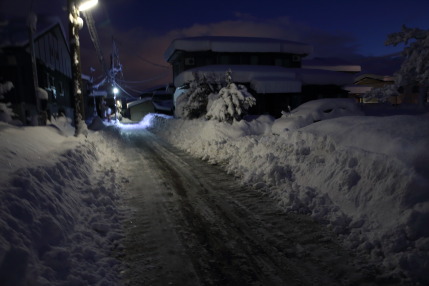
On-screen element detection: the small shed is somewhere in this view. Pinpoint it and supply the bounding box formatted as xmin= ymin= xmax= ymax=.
xmin=127 ymin=97 xmax=154 ymax=122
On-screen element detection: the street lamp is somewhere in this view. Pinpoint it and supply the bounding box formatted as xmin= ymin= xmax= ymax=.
xmin=113 ymin=86 xmax=119 ymax=122
xmin=78 ymin=0 xmax=98 ymax=11
xmin=68 ymin=0 xmax=98 ymax=136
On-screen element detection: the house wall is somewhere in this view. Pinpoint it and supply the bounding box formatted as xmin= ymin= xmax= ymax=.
xmin=129 ymin=101 xmax=154 ymax=122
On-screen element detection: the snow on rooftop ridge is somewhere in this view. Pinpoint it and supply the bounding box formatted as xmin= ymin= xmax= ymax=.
xmin=344 ymin=85 xmax=373 ymax=94
xmin=354 ymin=73 xmax=395 ymax=83
xmin=164 ymin=36 xmax=313 ymax=61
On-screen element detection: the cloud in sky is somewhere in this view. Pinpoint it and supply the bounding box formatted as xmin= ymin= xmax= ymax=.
xmin=82 ymin=14 xmax=363 ymax=93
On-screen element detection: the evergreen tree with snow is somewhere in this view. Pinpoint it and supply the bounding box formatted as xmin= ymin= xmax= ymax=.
xmin=206 ymin=70 xmax=256 ymax=124
xmin=364 ymin=26 xmax=429 ymax=105
xmin=182 ymin=72 xmax=211 ymax=119
xmin=175 ymin=72 xmax=222 ymax=119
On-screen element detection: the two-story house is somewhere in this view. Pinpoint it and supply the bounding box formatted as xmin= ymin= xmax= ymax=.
xmin=164 ymin=36 xmax=357 ymax=117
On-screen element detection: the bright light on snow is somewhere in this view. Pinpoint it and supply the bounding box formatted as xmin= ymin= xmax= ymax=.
xmin=116 ymin=113 xmax=172 ymax=130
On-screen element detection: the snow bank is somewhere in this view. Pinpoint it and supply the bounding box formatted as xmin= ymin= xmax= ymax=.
xmin=148 ymin=107 xmax=429 ymax=284
xmin=0 ymin=117 xmax=125 ymax=285
xmin=272 ymin=98 xmax=364 ymax=132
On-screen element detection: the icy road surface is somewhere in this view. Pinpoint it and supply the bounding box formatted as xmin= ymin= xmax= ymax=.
xmin=115 ymin=128 xmax=379 ymax=286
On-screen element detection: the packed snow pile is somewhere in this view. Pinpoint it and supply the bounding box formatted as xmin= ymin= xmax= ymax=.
xmin=0 ymin=117 xmax=125 ymax=285
xmin=148 ymin=100 xmax=429 ymax=284
xmin=272 ymin=98 xmax=364 ymax=132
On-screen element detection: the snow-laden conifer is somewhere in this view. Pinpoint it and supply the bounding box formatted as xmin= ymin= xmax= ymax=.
xmin=175 ymin=72 xmax=222 ymax=119
xmin=206 ymin=70 xmax=256 ymax=124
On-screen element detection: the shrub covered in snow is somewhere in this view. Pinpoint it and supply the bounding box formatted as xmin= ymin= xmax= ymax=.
xmin=206 ymin=70 xmax=256 ymax=124
xmin=0 ymin=82 xmax=16 ymax=124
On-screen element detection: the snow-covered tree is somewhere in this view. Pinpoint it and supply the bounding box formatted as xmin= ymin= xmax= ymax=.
xmin=206 ymin=70 xmax=256 ymax=124
xmin=175 ymin=72 xmax=222 ymax=119
xmin=182 ymin=73 xmax=212 ymax=119
xmin=364 ymin=26 xmax=429 ymax=105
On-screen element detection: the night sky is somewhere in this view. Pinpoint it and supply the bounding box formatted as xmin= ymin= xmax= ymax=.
xmin=1 ymin=0 xmax=428 ymax=94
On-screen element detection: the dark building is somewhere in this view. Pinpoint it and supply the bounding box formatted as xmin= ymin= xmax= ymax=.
xmin=164 ymin=36 xmax=313 ymax=80
xmin=0 ymin=20 xmax=73 ymax=123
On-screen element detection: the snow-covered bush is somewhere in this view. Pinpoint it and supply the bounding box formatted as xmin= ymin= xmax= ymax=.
xmin=0 ymin=81 xmax=14 ymax=98
xmin=206 ymin=70 xmax=256 ymax=124
xmin=362 ymin=84 xmax=399 ymax=102
xmin=0 ymin=81 xmax=16 ymax=124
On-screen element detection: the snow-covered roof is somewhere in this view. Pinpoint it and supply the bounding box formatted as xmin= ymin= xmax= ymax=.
xmin=0 ymin=17 xmax=68 ymax=49
xmin=344 ymin=85 xmax=373 ymax=94
xmin=164 ymin=36 xmax=313 ymax=61
xmin=127 ymin=97 xmax=152 ymax=108
xmin=174 ymin=65 xmax=355 ymax=94
xmin=354 ymin=73 xmax=395 ymax=83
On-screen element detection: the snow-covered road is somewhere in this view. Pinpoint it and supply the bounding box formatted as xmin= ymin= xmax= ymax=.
xmin=114 ymin=128 xmax=380 ymax=286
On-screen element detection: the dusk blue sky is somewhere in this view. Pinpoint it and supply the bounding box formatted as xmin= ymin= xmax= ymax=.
xmin=1 ymin=0 xmax=428 ymax=92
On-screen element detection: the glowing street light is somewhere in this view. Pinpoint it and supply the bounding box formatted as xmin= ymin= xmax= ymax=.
xmin=78 ymin=0 xmax=98 ymax=11
xmin=113 ymin=86 xmax=119 ymax=122
xmin=68 ymin=0 xmax=98 ymax=136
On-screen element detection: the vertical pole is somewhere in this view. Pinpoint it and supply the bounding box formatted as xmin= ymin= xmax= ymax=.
xmin=68 ymin=0 xmax=86 ymax=136
xmin=27 ymin=12 xmax=41 ymax=122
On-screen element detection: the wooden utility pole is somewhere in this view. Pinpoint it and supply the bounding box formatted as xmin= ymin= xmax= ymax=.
xmin=68 ymin=0 xmax=86 ymax=136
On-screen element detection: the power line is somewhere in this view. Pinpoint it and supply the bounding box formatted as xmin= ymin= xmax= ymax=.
xmin=82 ymin=10 xmax=108 ymax=77
xmin=116 ymin=72 xmax=170 ymax=85
xmin=113 ymin=36 xmax=170 ymax=70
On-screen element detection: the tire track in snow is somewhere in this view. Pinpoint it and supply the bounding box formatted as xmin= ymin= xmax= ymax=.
xmin=118 ymin=129 xmax=381 ymax=286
